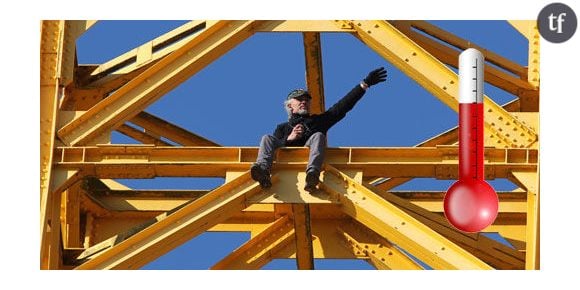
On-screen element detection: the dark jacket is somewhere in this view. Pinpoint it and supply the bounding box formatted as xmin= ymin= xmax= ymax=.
xmin=273 ymin=84 xmax=366 ymax=146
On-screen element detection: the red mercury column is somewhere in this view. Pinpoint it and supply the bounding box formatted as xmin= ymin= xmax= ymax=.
xmin=443 ymin=48 xmax=499 ymax=233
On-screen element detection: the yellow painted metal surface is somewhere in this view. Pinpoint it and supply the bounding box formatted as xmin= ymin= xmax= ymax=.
xmin=256 ymin=20 xmax=354 ymax=32
xmin=212 ymin=216 xmax=294 ymax=269
xmin=128 ymin=111 xmax=220 ymax=146
xmin=321 ymin=166 xmax=492 ymax=269
xmin=40 ymin=20 xmax=63 ymax=269
xmin=292 ymin=204 xmax=314 ymax=269
xmin=54 ymin=146 xmax=537 ymax=180
xmin=303 ymin=32 xmax=325 ymax=114
xmin=511 ymin=171 xmax=540 ymax=270
xmin=337 ymin=222 xmax=423 ymax=270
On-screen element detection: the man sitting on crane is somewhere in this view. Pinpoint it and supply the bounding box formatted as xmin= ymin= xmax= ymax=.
xmin=250 ymin=67 xmax=387 ymax=192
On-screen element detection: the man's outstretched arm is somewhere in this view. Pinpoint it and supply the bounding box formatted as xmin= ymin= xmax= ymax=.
xmin=324 ymin=67 xmax=387 ymax=122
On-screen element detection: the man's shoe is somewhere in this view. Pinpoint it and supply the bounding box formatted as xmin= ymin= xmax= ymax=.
xmin=304 ymin=170 xmax=320 ymax=192
xmin=250 ymin=163 xmax=272 ymax=189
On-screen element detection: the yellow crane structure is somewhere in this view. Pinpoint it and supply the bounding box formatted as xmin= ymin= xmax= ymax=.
xmin=40 ymin=20 xmax=540 ymax=270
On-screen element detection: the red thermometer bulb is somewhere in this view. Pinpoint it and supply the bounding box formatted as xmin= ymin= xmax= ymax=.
xmin=443 ymin=48 xmax=499 ymax=233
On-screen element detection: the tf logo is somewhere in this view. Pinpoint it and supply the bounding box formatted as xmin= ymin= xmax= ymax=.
xmin=538 ymin=2 xmax=577 ymax=43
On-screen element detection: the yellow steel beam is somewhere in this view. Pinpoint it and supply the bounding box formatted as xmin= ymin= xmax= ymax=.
xmin=54 ymin=146 xmax=537 ymax=179
xmin=320 ymin=166 xmax=492 ymax=269
xmin=339 ymin=20 xmax=537 ymax=148
xmin=62 ymin=182 xmax=82 ymax=249
xmin=527 ymin=22 xmax=541 ymax=90
xmin=129 ymin=111 xmax=220 ymax=146
xmin=41 ymin=169 xmax=84 ymax=269
xmin=85 ymin=186 xmax=525 ymax=215
xmin=86 ymin=190 xmax=207 ymax=212
xmin=401 ymin=21 xmax=527 ymax=77
xmin=74 ymin=171 xmax=262 ymax=269
xmin=116 ymin=124 xmax=172 ymax=145
xmin=211 ymin=216 xmax=294 ymax=269
xmin=40 ymin=20 xmax=63 ymax=269
xmin=256 ymin=20 xmax=354 ymax=32
xmin=64 ymin=65 xmax=151 ymax=110
xmin=292 ymin=204 xmax=314 ymax=269
xmin=248 ymin=170 xmax=339 ymax=204
xmin=390 ymin=21 xmax=538 ymax=103
xmin=511 ymin=171 xmax=540 ymax=270
xmin=486 ymin=224 xmax=526 ymax=251
xmin=507 ymin=20 xmax=541 ymax=111
xmin=81 ymin=20 xmax=213 ymax=87
xmin=303 ymin=32 xmax=325 ymax=114
xmin=377 ymin=188 xmax=525 ymax=269
xmin=58 ymin=20 xmax=259 ymax=146
xmin=337 ymin=222 xmax=423 ymax=270
xmin=383 ymin=191 xmax=526 ymax=214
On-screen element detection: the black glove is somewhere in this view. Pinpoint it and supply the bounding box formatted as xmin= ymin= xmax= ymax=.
xmin=363 ymin=67 xmax=387 ymax=87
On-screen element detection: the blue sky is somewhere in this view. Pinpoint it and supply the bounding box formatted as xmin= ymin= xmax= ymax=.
xmin=76 ymin=20 xmax=526 ymax=270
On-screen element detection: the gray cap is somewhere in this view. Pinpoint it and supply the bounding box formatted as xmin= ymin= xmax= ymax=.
xmin=287 ymin=89 xmax=311 ymax=100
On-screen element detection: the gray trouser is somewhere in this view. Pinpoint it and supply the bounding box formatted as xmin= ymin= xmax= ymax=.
xmin=255 ymin=132 xmax=326 ymax=173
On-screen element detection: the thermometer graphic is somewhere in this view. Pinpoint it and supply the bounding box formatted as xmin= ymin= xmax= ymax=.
xmin=443 ymin=48 xmax=499 ymax=233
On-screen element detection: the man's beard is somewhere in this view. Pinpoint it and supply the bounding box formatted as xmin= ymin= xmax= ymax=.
xmin=297 ymin=108 xmax=309 ymax=115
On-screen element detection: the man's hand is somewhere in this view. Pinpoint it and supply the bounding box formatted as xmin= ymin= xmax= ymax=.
xmin=363 ymin=67 xmax=387 ymax=87
xmin=287 ymin=124 xmax=304 ymax=141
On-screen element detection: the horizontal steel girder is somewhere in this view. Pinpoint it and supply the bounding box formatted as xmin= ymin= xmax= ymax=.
xmin=55 ymin=145 xmax=537 ymax=179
